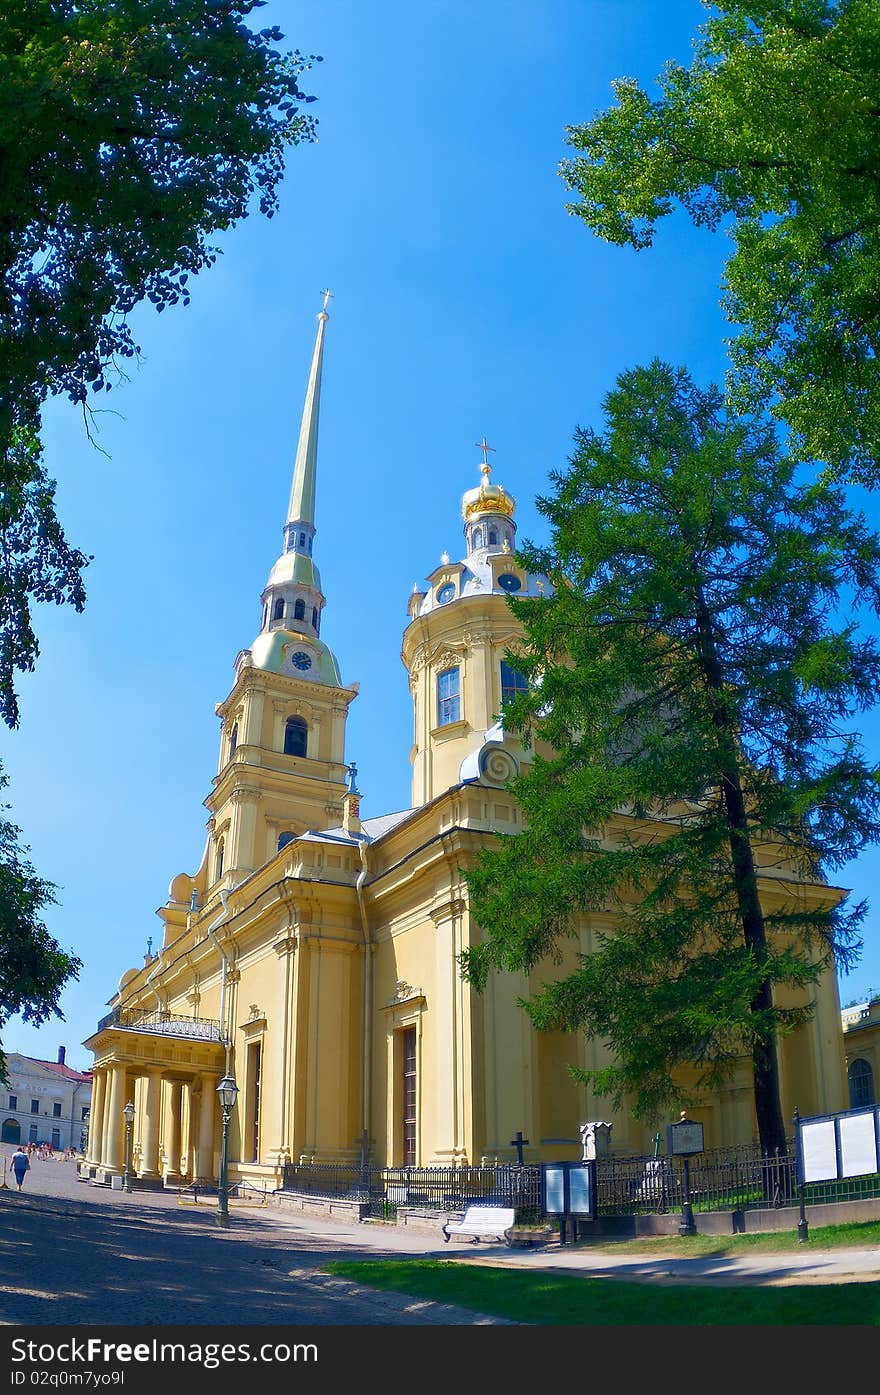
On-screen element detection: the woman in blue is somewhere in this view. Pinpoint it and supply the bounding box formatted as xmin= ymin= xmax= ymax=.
xmin=9 ymin=1146 xmax=30 ymax=1190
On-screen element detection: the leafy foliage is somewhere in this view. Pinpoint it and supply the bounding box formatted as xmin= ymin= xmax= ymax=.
xmin=562 ymin=0 xmax=880 ymax=483
xmin=0 ymin=425 xmax=89 ymax=728
xmin=0 ymin=0 xmax=320 ymax=431
xmin=0 ymin=775 xmax=81 ymax=1082
xmin=0 ymin=0 xmax=318 ymax=1049
xmin=462 ymin=362 xmax=880 ymax=1152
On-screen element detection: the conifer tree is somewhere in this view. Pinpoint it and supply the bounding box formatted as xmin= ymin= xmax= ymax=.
xmin=562 ymin=0 xmax=880 ymax=484
xmin=462 ymin=361 xmax=880 ymax=1154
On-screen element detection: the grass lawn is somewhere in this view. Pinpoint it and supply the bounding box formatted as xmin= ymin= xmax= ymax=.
xmin=323 ymin=1258 xmax=880 ymax=1325
xmin=572 ymin=1217 xmax=880 ymax=1256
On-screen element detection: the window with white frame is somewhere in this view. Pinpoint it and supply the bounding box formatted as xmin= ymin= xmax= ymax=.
xmin=437 ymin=667 xmax=460 ymax=726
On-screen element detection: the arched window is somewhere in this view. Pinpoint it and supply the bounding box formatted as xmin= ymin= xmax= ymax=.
xmin=489 ymin=529 xmax=498 ymax=546
xmin=284 ymin=716 xmax=308 ymax=757
xmin=1 ymin=1119 xmax=21 ymax=1145
xmin=229 ymin=723 xmax=238 ymax=760
xmin=311 ymin=607 xmax=318 ymax=629
xmin=473 ymin=528 xmax=483 ymax=549
xmin=294 ymin=598 xmax=306 ymax=621
xmin=848 ymin=1058 xmax=875 ymax=1109
xmin=272 ymin=598 xmax=284 ymax=622
xmin=261 ymin=604 xmax=268 ymax=630
xmin=216 ymin=840 xmax=224 ymax=881
xmin=277 ymin=831 xmax=295 ymax=851
xmin=299 ymin=532 xmax=306 ymax=546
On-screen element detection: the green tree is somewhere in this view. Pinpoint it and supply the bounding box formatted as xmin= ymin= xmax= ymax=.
xmin=0 ymin=775 xmax=81 ymax=1082
xmin=561 ymin=0 xmax=880 ymax=484
xmin=461 ymin=362 xmax=880 ymax=1155
xmin=0 ymin=425 xmax=88 ymax=728
xmin=0 ymin=0 xmax=320 ymax=720
xmin=0 ymin=0 xmax=319 ymax=1054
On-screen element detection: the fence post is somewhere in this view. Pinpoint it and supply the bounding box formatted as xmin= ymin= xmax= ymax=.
xmin=793 ymin=1109 xmax=808 ymax=1243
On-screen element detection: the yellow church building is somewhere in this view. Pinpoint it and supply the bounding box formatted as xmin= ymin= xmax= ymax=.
xmin=82 ymin=301 xmax=849 ymax=1191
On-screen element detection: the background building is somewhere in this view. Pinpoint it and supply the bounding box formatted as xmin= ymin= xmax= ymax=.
xmin=82 ymin=305 xmax=849 ymax=1188
xmin=842 ymin=995 xmax=879 ymax=1111
xmin=1 ymin=1048 xmax=92 ymax=1152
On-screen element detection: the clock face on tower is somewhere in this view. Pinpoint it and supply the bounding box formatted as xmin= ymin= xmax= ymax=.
xmin=498 ymin=573 xmax=522 ymax=593
xmin=290 ymin=651 xmax=312 ymax=671
xmin=437 ymin=583 xmax=456 ymax=605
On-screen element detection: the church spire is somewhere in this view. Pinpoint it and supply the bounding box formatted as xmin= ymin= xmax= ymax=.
xmin=254 ymin=294 xmax=336 ymax=658
xmin=284 ymin=289 xmax=332 ymax=554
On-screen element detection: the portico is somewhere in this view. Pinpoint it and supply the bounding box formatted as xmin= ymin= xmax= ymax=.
xmin=82 ymin=1010 xmax=224 ymax=1185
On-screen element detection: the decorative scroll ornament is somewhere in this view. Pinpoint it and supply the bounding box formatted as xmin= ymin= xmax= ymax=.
xmin=459 ymin=721 xmax=519 ymax=788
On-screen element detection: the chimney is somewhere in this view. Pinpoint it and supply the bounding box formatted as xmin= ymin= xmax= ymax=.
xmin=342 ymin=762 xmax=362 ymax=837
xmin=57 ymin=1046 xmax=66 ymax=1066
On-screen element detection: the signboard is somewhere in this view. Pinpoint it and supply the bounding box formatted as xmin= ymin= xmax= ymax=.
xmin=797 ymin=1106 xmax=879 ymax=1184
xmin=666 ymin=1118 xmax=704 ymax=1156
xmin=540 ymin=1162 xmax=596 ymax=1220
xmin=839 ymin=1112 xmax=877 ymax=1179
xmin=541 ymin=1165 xmax=566 ymax=1216
xmin=567 ymin=1165 xmax=594 ymax=1217
xmin=801 ymin=1119 xmax=837 ymax=1183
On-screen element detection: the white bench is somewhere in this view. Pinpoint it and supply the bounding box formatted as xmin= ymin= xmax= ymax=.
xmin=442 ymin=1205 xmax=515 ymax=1245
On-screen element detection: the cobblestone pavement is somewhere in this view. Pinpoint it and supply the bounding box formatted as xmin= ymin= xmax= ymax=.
xmin=2 ymin=1159 xmax=877 ymax=1329
xmin=0 ymin=1159 xmax=509 ymax=1326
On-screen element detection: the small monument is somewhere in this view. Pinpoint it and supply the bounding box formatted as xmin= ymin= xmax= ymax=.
xmin=579 ymin=1121 xmax=612 ymax=1162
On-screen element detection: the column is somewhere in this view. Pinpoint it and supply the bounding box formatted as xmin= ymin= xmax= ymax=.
xmin=196 ymin=1074 xmax=218 ymax=1182
xmin=87 ymin=1068 xmax=107 ymax=1167
xmin=101 ymin=1069 xmax=114 ymax=1168
xmin=289 ymin=929 xmax=311 ymax=1160
xmin=309 ymin=710 xmax=323 ymax=762
xmin=241 ymin=688 xmax=264 ymax=749
xmin=139 ymin=1070 xmax=162 ymax=1178
xmin=105 ymin=1065 xmax=128 ymax=1174
xmin=184 ymin=1080 xmax=196 ymax=1181
xmin=165 ymin=1080 xmax=183 ymax=1182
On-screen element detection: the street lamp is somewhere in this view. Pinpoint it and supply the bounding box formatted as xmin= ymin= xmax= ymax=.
xmin=216 ymin=1074 xmax=238 ymax=1227
xmin=122 ymin=1100 xmax=136 ymax=1194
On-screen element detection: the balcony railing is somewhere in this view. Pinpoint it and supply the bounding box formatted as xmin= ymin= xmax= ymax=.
xmin=95 ymin=1008 xmax=222 ymax=1042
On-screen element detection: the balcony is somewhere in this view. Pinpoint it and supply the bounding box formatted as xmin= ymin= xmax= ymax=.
xmin=95 ymin=1008 xmax=222 ymax=1042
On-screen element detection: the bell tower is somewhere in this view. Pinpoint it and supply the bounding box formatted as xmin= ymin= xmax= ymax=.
xmin=401 ymin=443 xmax=550 ymax=807
xmin=206 ymin=294 xmax=358 ymax=887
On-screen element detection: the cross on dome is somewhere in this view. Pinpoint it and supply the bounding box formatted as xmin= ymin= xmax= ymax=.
xmin=475 ymin=436 xmax=495 ymax=473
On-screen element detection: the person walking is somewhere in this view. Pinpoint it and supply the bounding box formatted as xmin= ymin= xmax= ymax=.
xmin=9 ymin=1146 xmax=30 ymax=1190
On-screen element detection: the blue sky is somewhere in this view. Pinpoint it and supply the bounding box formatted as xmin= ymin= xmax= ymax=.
xmin=4 ymin=0 xmax=879 ymax=1072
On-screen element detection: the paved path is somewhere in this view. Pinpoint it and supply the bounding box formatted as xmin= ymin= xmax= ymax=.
xmin=1 ymin=1159 xmax=878 ymax=1328
xmin=0 ymin=1160 xmax=506 ymax=1326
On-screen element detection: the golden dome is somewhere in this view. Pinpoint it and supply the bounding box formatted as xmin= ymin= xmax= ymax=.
xmin=461 ymin=463 xmax=516 ymax=521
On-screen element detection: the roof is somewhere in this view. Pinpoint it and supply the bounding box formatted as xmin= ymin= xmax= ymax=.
xmin=17 ymin=1056 xmax=92 ymax=1084
xmin=301 ymin=808 xmax=415 ymax=845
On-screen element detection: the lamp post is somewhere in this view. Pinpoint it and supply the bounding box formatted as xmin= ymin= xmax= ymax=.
xmin=122 ymin=1100 xmax=135 ymax=1194
xmin=216 ymin=1074 xmax=238 ymax=1228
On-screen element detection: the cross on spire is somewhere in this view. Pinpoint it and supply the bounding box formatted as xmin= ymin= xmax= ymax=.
xmin=321 ymin=288 xmax=333 ymax=312
xmin=475 ymin=436 xmax=495 ymax=470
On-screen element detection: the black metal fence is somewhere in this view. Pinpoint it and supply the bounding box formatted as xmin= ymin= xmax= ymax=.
xmin=595 ymin=1143 xmax=797 ymax=1216
xmin=280 ymin=1159 xmax=542 ymax=1220
xmin=280 ymin=1143 xmax=880 ymax=1222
